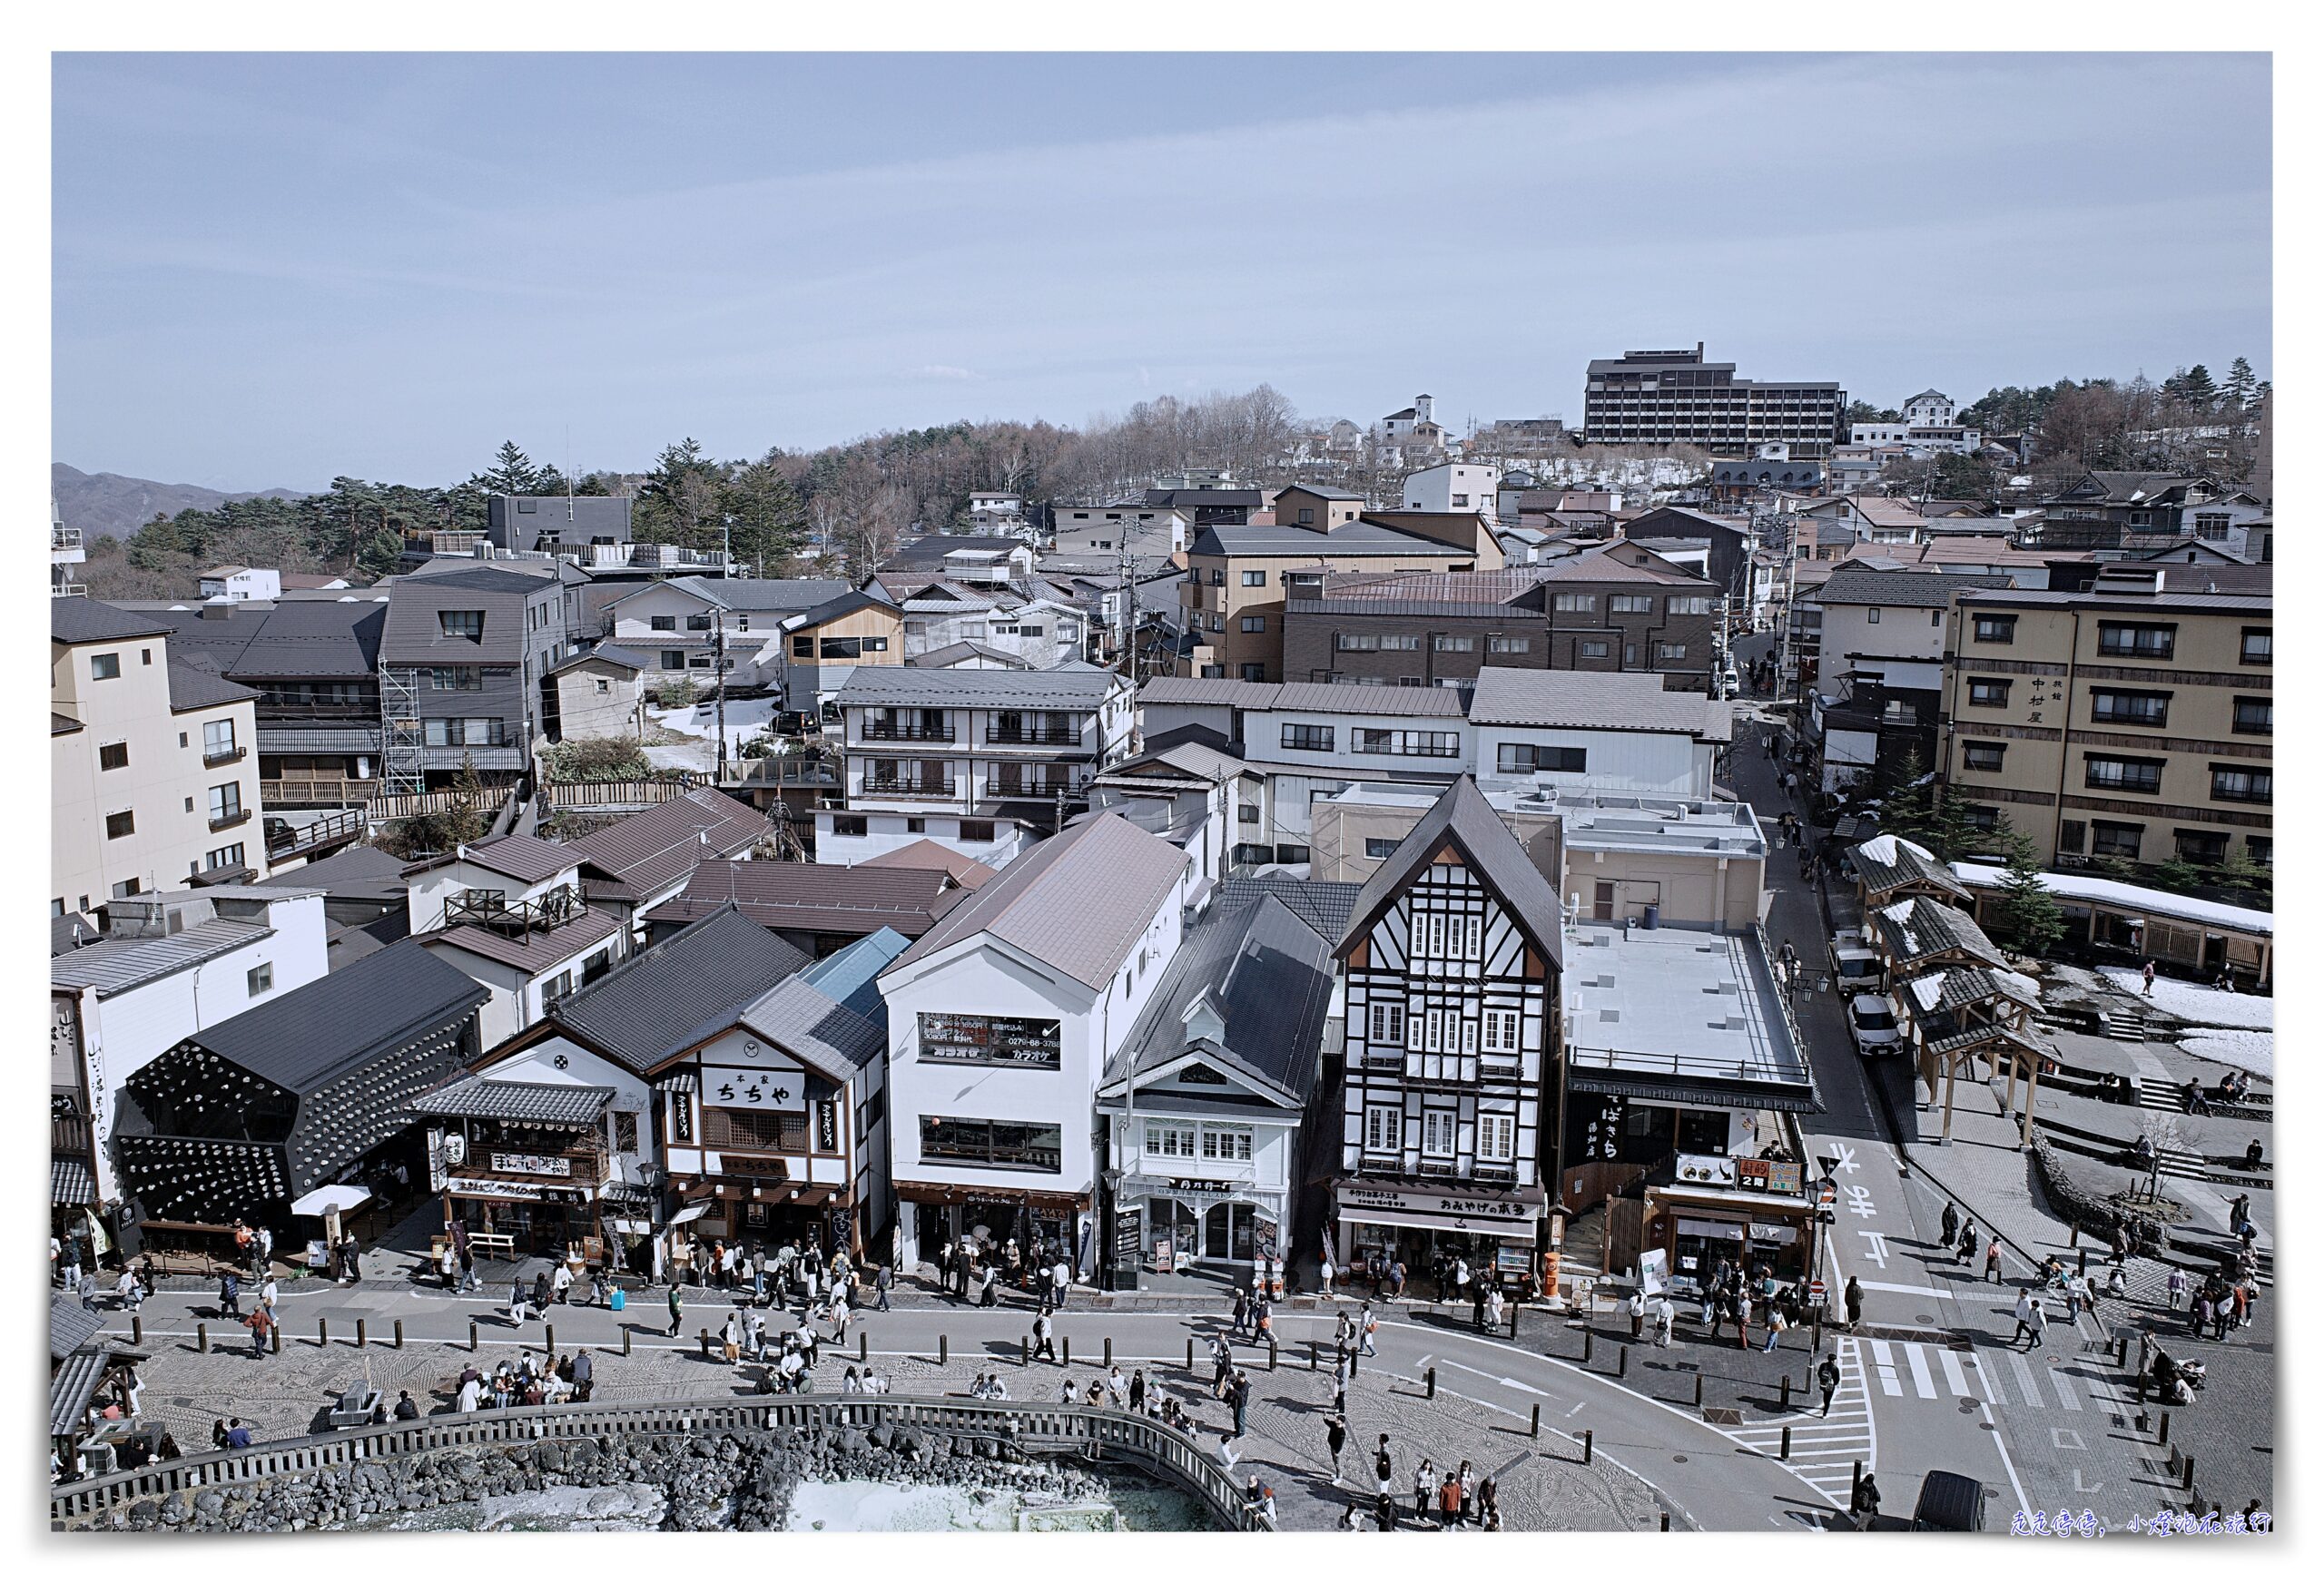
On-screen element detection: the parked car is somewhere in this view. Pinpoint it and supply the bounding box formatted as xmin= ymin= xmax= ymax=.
xmin=1849 ymin=995 xmax=1900 ymax=1056
xmin=1909 ymin=1470 xmax=1988 ymax=1531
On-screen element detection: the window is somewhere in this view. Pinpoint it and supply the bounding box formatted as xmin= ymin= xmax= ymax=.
xmin=919 ymin=1116 xmax=1062 ymax=1173
xmin=1552 ymin=594 xmax=1597 ymax=613
xmin=2093 ymin=689 xmax=2179 ymax=728
xmin=1610 ymin=595 xmax=1653 ymax=614
xmin=2175 ymin=830 xmax=2229 ymax=866
xmin=97 ymin=742 xmax=129 ymax=772
xmin=613 ymin=1112 xmax=639 ymax=1154
xmin=1966 ymin=678 xmax=2011 ymax=707
xmin=1961 ymin=742 xmax=2006 ymax=772
xmin=1971 ymin=614 xmax=2017 ymax=644
xmin=1280 ymin=723 xmax=1334 ymax=752
xmin=1498 ymin=743 xmax=1586 ymax=774
xmin=429 ymin=667 xmax=482 ymax=691
xmin=203 ymin=719 xmax=238 ymax=760
xmin=1363 ymin=1105 xmax=1403 ymax=1155
xmin=820 ymin=637 xmax=863 ymax=659
xmin=831 ymin=815 xmax=867 ymax=837
xmin=1336 ymin=634 xmax=1378 ymax=652
xmin=1209 ymin=569 xmax=1225 ymax=585
xmin=204 ymin=842 xmax=245 ymax=871
xmin=1478 ymin=1114 xmax=1515 ymax=1163
xmin=662 ymin=650 xmax=688 ymax=671
xmin=1866 ymin=607 xmax=1882 ymax=624
xmin=1379 ymin=634 xmax=1421 ymax=651
xmin=594 ymin=678 xmax=611 ymax=695
xmin=1241 ymin=570 xmax=1266 ymax=586
xmin=685 ymin=614 xmax=714 ymax=632
xmin=438 ymin=610 xmax=485 ymax=640
xmin=1200 ymin=1126 xmax=1253 ymax=1162
xmin=1421 ymin=1110 xmax=1459 ymax=1160
xmin=1433 ymin=634 xmax=1475 ymax=653
xmin=791 ymin=636 xmax=812 ymax=658
xmin=958 ymin=820 xmax=996 ymax=842
xmin=209 ymin=784 xmax=244 ymax=824
xmin=1366 ymin=999 xmax=1407 ymax=1046
xmin=1238 ymin=664 xmax=1266 ymax=682
xmin=1578 ymin=639 xmax=1610 ymax=659
xmin=246 ymin=961 xmax=273 ymax=996
xmin=2096 ymin=622 xmax=2176 ymax=660
xmin=919 ymin=1012 xmax=1063 ymax=1067
xmin=2090 ymin=821 xmax=2145 ymax=859
xmin=1489 ymin=635 xmax=1530 ymax=654
xmin=2084 ymin=755 xmax=2162 ymax=794
xmin=2056 ymin=820 xmax=2086 ymax=855
xmin=649 ymin=615 xmax=678 ymax=632
xmin=90 ymin=653 xmax=120 ymax=680
xmin=2232 ymin=696 xmax=2271 ymax=735
xmin=1236 ymin=804 xmax=1259 ymax=825
xmin=423 ymin=718 xmax=504 ymax=748
xmin=1654 ymin=643 xmax=1688 ymax=662
xmin=2240 ymin=627 xmax=2272 ymax=665
xmin=1146 ymin=1123 xmax=1198 ymax=1159
xmin=2247 ymin=835 xmax=2273 ymax=867
xmin=1240 ymin=615 xmax=1265 ymax=633
xmin=1295 ymin=507 xmax=1314 ymax=525
xmin=1666 ymin=595 xmax=1713 ymax=615
xmin=2210 ymin=766 xmax=2270 ymax=804
xmin=1482 ymin=1008 xmax=1521 ymax=1053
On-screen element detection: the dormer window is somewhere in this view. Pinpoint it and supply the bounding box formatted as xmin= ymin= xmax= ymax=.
xmin=439 ymin=610 xmax=484 ymax=640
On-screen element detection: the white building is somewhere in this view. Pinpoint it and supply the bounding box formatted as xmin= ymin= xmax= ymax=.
xmin=1403 ymin=461 xmax=1501 ymax=520
xmin=603 ymin=576 xmax=851 ymax=678
xmin=1849 ymin=389 xmax=1983 ymax=457
xmin=198 ymin=566 xmax=283 ymax=603
xmin=53 ymin=497 xmax=86 ymax=597
xmin=1807 ymin=568 xmax=2008 ymax=696
xmin=407 ymin=833 xmax=630 ymax=1049
xmin=1051 ymin=506 xmax=1190 ymax=558
xmin=879 ymin=812 xmax=1196 ymax=1273
xmin=52 ymin=885 xmax=330 ymax=1205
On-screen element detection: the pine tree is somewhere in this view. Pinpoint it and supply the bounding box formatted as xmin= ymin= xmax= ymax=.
xmin=722 ymin=455 xmax=809 ymax=574
xmin=480 ymin=441 xmax=542 ymax=497
xmin=1872 ymin=748 xmax=1936 ymax=842
xmin=635 ymin=438 xmax=723 ymax=548
xmin=2179 ymin=365 xmax=2219 ymax=413
xmin=1986 ymin=830 xmax=2063 ymax=959
xmin=2223 ymin=357 xmax=2258 ymax=410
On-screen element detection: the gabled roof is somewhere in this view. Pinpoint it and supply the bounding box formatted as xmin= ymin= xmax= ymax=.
xmin=403 ymin=831 xmax=576 ymax=886
xmin=415 ymin=1076 xmax=615 ymax=1126
xmin=788 ymin=588 xmax=898 ymax=630
xmin=256 ymin=842 xmax=409 ymax=901
xmin=642 ymin=859 xmax=975 ymax=939
xmin=546 ymin=643 xmax=651 ymax=676
xmin=547 ymin=906 xmax=809 ymax=1072
xmin=177 ymin=939 xmax=488 ymax=1096
xmin=1102 ymin=895 xmax=1334 ymax=1107
xmin=859 ymin=840 xmax=1002 ymax=886
xmin=51 ymin=597 xmax=173 ymax=644
xmin=734 ymin=973 xmax=887 ymax=1083
xmin=567 ymin=789 xmax=773 ymax=900
xmin=1813 ymin=568 xmax=2008 ymax=609
xmin=884 ymin=812 xmax=1187 ymax=993
xmin=910 ymin=640 xmax=1032 ymax=670
xmin=166 ymin=657 xmax=259 ymax=713
xmin=1215 ymin=874 xmax=1364 ymax=941
xmin=51 ymin=918 xmax=276 ymax=998
xmin=1849 ymin=833 xmax=1971 ymax=901
xmin=1337 ymin=777 xmax=1564 ymax=969
xmin=1467 ymin=667 xmax=1729 ymax=739
xmin=1873 ymin=895 xmax=2005 ymax=970
xmin=832 ymin=665 xmax=1125 ymax=711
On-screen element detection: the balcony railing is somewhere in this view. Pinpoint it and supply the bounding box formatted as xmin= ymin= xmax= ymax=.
xmin=443 ymin=884 xmax=585 ymax=938
xmin=863 ymin=779 xmax=957 ymax=800
xmin=202 ymin=745 xmax=248 ymax=768
xmin=208 ymin=808 xmax=251 ymax=831
xmin=52 ymin=1114 xmax=93 ymax=1158
xmin=52 ymin=527 xmax=84 ymax=551
xmin=862 ymin=723 xmax=955 ymax=742
xmin=266 ymin=808 xmax=365 ymax=862
xmin=992 ymin=778 xmax=1078 ymax=800
xmin=989 ymin=727 xmax=1081 ymax=746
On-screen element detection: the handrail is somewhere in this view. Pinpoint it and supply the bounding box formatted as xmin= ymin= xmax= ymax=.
xmin=49 ymin=1393 xmax=1268 ymax=1530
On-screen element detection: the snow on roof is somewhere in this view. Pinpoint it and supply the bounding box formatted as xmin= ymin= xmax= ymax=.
xmin=1952 ymin=863 xmax=2271 ymax=937
xmin=1856 ymin=833 xmax=1934 ymax=867
xmin=1908 ymin=973 xmax=1945 ymax=1012
xmin=1880 ymin=899 xmax=1918 ymax=954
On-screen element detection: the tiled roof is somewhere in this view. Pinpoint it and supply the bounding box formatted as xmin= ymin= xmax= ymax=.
xmin=548 ymin=907 xmax=808 ymax=1072
xmin=567 ymin=789 xmax=773 ymax=900
xmin=51 ymin=597 xmax=172 ymax=644
xmin=859 ymin=841 xmax=1002 ymax=886
xmin=885 ymin=812 xmax=1187 ymax=992
xmin=1849 ymin=833 xmax=1970 ymax=901
xmin=1873 ymin=895 xmax=2005 ymax=969
xmin=415 ymin=1076 xmax=615 ymax=1125
xmin=1467 ymin=667 xmax=1729 ymax=738
xmin=1813 ymin=569 xmax=2009 ymax=608
xmin=1137 ymin=676 xmax=1467 ymax=718
xmin=643 ymin=859 xmax=973 ymax=939
xmin=166 ymin=657 xmax=259 ymax=713
xmin=1108 ymin=895 xmax=1335 ymax=1106
xmin=736 ymin=974 xmax=886 ymax=1081
xmin=426 ymin=905 xmax=625 ymax=974
xmin=832 ymin=665 xmax=1126 ymax=711
xmin=1214 ymin=875 xmax=1363 ymax=941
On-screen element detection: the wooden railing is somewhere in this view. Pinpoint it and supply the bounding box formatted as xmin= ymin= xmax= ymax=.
xmin=542 ymin=779 xmax=695 ymax=811
xmin=49 ymin=1394 xmax=1268 ymax=1530
xmin=266 ymin=808 xmax=365 ymax=862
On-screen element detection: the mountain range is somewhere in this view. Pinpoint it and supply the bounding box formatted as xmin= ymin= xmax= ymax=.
xmin=53 ymin=463 xmax=309 ymax=540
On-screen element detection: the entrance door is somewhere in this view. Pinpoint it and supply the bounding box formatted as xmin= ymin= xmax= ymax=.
xmin=1203 ymin=1203 xmax=1256 ymax=1261
xmin=1592 ymin=882 xmax=1616 ymax=922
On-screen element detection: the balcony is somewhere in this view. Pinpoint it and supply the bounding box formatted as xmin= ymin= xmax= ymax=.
xmin=862 ymin=779 xmax=957 ymax=801
xmin=862 ymin=723 xmax=955 ymax=743
xmin=989 ymin=726 xmax=1081 ymax=747
xmin=991 ymin=777 xmax=1078 ymax=801
xmin=202 ymin=745 xmax=248 ymax=768
xmin=52 ymin=526 xmax=84 ymax=552
xmin=208 ymin=807 xmax=251 ymax=831
xmin=443 ymin=884 xmax=586 ymax=938
xmin=266 ymin=807 xmax=365 ymax=862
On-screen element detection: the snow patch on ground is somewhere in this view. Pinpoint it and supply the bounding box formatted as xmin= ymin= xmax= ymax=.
xmin=2098 ymin=968 xmax=2272 ymax=1029
xmin=2179 ymin=1029 xmax=2273 ymax=1079
xmin=642 ymin=697 xmax=780 ymax=772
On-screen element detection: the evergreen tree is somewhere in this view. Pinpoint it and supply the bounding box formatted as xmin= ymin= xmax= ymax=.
xmin=635 ymin=438 xmax=723 ymax=548
xmin=2223 ymin=357 xmax=2258 ymax=410
xmin=722 ymin=455 xmax=809 ymax=574
xmin=479 ymin=440 xmax=543 ymax=497
xmin=1872 ymin=748 xmax=1936 ymax=843
xmin=1986 ymin=830 xmax=2064 ymax=959
xmin=2212 ymin=844 xmax=2272 ymax=907
xmin=2178 ymin=364 xmax=2219 ymax=413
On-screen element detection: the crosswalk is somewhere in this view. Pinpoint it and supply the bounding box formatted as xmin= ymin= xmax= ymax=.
xmin=1855 ymin=1333 xmax=2115 ymax=1414
xmin=1723 ymin=1336 xmax=1875 ymax=1508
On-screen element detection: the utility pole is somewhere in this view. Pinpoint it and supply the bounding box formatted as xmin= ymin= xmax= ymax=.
xmin=714 ymin=609 xmax=729 ymax=785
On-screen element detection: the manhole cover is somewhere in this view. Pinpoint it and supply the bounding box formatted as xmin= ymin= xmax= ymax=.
xmin=1916 ymin=1313 xmax=1936 ymax=1324
xmin=1959 ymin=1401 xmax=1980 ymax=1414
xmin=1672 ymin=1454 xmax=1689 ymax=1463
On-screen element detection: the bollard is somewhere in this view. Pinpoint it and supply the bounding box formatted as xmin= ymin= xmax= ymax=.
xmin=270 ymin=1325 xmax=280 ymax=1355
xmin=1584 ymin=1329 xmax=1594 ymax=1365
xmin=1426 ymin=1366 xmax=1436 ymax=1399
xmin=1780 ymin=1425 xmax=1792 ymax=1461
xmin=1268 ymin=1336 xmax=1278 ymax=1372
xmin=1023 ymin=1334 xmax=1032 ymax=1365
xmin=394 ymin=1319 xmax=405 ymax=1350
xmin=2182 ymin=1453 xmax=2196 ymax=1492
xmin=1781 ymin=1375 xmax=1792 ymax=1409
xmin=1582 ymin=1429 xmax=1594 ymax=1465
xmin=1310 ymin=1339 xmax=1318 ymax=1372
xmin=2117 ymin=1335 xmax=2129 ymax=1366
xmin=1064 ymin=1336 xmax=1073 ymax=1369
xmin=131 ymin=1315 xmax=143 ymax=1347
xmin=319 ymin=1316 xmax=329 ymax=1348
xmin=544 ymin=1323 xmax=554 ymax=1356
xmin=1813 ymin=1316 xmax=1822 ymax=1352
xmin=939 ymin=1334 xmax=949 ymax=1366
xmin=1105 ymin=1337 xmax=1113 ymax=1368
xmin=1187 ymin=1337 xmax=1196 ymax=1371
xmin=2078 ymin=1249 xmax=2089 ymax=1277
xmin=1695 ymin=1373 xmax=1705 ymax=1408
xmin=1620 ymin=1344 xmax=1628 ymax=1378
xmin=470 ymin=1320 xmax=479 ymax=1352
xmin=859 ymin=1332 xmax=869 ymax=1363
xmin=623 ymin=1327 xmax=633 ymax=1357
xmin=1509 ymin=1305 xmax=1519 ymax=1339
xmin=2159 ymin=1411 xmax=2171 ymax=1445
xmin=357 ymin=1317 xmax=367 ymax=1349
xmin=1660 ymin=1512 xmax=1670 ymax=1532
xmin=1530 ymin=1403 xmax=1541 ymax=1440
xmin=701 ymin=1328 xmax=712 ymax=1360
xmin=1853 ymin=1460 xmax=1863 ymax=1507
xmin=197 ymin=1322 xmax=209 ymax=1354
xmin=2070 ymin=1223 xmax=2080 ymax=1248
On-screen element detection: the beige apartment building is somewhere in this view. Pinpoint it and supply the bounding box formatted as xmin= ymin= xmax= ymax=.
xmin=54 ymin=597 xmax=266 ymax=917
xmin=1938 ymin=568 xmax=2271 ymax=870
xmin=1181 ymin=513 xmax=1502 ymax=682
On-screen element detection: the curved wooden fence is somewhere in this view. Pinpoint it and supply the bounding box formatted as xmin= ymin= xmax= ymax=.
xmin=50 ymin=1394 xmax=1267 ymax=1531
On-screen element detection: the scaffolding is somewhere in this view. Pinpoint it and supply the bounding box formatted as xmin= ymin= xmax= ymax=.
xmin=380 ymin=665 xmax=425 ymax=796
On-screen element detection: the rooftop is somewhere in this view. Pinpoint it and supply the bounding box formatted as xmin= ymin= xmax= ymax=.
xmin=548 ymin=907 xmax=810 ymax=1072
xmin=51 ymin=596 xmax=172 ymax=645
xmin=1188 ymin=519 xmax=1474 ymax=559
xmin=1103 ymin=896 xmax=1335 ymax=1106
xmin=179 ymin=939 xmax=488 ymax=1096
xmin=1812 ymin=568 xmax=2011 ymax=609
xmin=567 ymin=788 xmax=773 ymax=899
xmin=1563 ymin=925 xmax=1815 ymax=1108
xmin=833 ymin=664 xmax=1126 ymax=711
xmin=1466 ymin=667 xmax=1732 ymax=739
xmin=859 ymin=840 xmax=1002 ymax=886
xmin=1342 ymin=777 xmax=1566 ymax=969
xmin=642 ymin=859 xmax=977 ymax=939
xmin=51 ymin=917 xmax=276 ymax=998
xmin=1138 ymin=675 xmax=1468 ymax=718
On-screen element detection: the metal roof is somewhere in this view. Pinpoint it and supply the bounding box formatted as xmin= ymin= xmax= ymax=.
xmin=427 ymin=905 xmax=625 ymax=974
xmin=546 ymin=643 xmax=651 ymax=676
xmin=414 ymin=1076 xmax=615 ymax=1126
xmin=178 ymin=939 xmax=489 ymax=1096
xmin=1214 ymin=875 xmax=1364 ymax=941
xmin=548 ymin=907 xmax=809 ymax=1072
xmin=832 ymin=665 xmax=1126 ymax=711
xmin=644 ymin=859 xmax=971 ymax=939
xmin=52 ymin=712 xmax=81 ymax=735
xmin=1466 ymin=668 xmax=1728 ymax=737
xmin=1108 ymin=895 xmax=1334 ymax=1106
xmin=859 ymin=841 xmax=1001 ymax=885
xmin=567 ymin=789 xmax=773 ymax=899
xmin=1812 ymin=569 xmax=2010 ymax=609
xmin=796 ymin=926 xmax=911 ymax=1023
xmin=1340 ymin=777 xmax=1566 ymax=970
xmin=1188 ymin=520 xmax=1473 ymax=558
xmin=51 ymin=597 xmax=172 ymax=644
xmin=256 ymin=843 xmax=409 ymax=900
xmin=1137 ymin=676 xmax=1465 ymax=718
xmin=736 ymin=974 xmax=887 ymax=1082
xmin=166 ymin=659 xmax=259 ymax=713
xmin=50 ymin=919 xmax=275 ymax=998
xmin=886 ymin=812 xmax=1187 ymax=993
xmin=408 ymin=832 xmax=576 ymax=886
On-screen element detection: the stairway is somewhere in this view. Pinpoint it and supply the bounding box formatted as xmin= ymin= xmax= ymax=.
xmin=2103 ymin=1005 xmax=2151 ymax=1042
xmin=1558 ymin=1205 xmax=1608 ymax=1285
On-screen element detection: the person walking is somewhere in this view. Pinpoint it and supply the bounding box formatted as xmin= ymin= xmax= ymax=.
xmin=2010 ymin=1290 xmax=2038 ymax=1347
xmin=244 ymin=1303 xmax=272 ymax=1358
xmin=1358 ymin=1301 xmax=1378 ymax=1357
xmin=218 ymin=1272 xmax=241 ymax=1320
xmin=1817 ymin=1350 xmax=1841 ymax=1416
xmin=509 ymin=1276 xmax=529 ymax=1329
xmin=1333 ymin=1351 xmax=1350 ymax=1415
xmin=438 ymin=1239 xmax=458 ymax=1291
xmin=1032 ymin=1306 xmax=1057 ymax=1363
xmin=1653 ymin=1294 xmax=1676 ymax=1348
xmin=666 ymin=1283 xmax=684 ymax=1339
xmin=1318 ymin=1251 xmax=1334 ymax=1300
xmin=1958 ymin=1220 xmax=1978 ymax=1265
xmin=1985 ymin=1239 xmax=2004 ymax=1283
xmin=1325 ymin=1412 xmax=1348 ymax=1483
xmin=1230 ymin=1369 xmax=1251 ymax=1439
xmin=458 ymin=1244 xmax=478 ymax=1295
xmin=1052 ymin=1257 xmax=1073 ymax=1311
xmin=1844 ymin=1275 xmax=1864 ymax=1330
xmin=1940 ymin=1201 xmax=1960 ymax=1251
xmin=873 ymin=1262 xmax=892 ymax=1313
xmin=2024 ymin=1294 xmax=2049 ymax=1352
xmin=2142 ymin=960 xmax=2157 ymax=996
xmin=260 ymin=1274 xmax=279 ymax=1315
xmin=1374 ymin=1433 xmax=1394 ymax=1505
xmin=551 ymin=1262 xmax=574 ymax=1307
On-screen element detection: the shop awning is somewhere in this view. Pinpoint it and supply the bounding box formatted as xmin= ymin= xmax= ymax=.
xmin=1337 ymin=1204 xmax=1541 ymax=1236
xmin=607 ymin=1218 xmax=654 ymax=1236
xmin=669 ymin=1202 xmax=714 ymax=1225
xmin=289 ymin=1184 xmax=372 ymax=1218
xmin=51 ymin=1157 xmax=94 ymax=1207
xmin=417 ymin=1077 xmax=615 ymax=1126
xmin=1674 ymin=1217 xmax=1747 ymax=1241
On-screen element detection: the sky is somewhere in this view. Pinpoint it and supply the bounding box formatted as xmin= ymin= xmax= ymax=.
xmin=52 ymin=52 xmax=2272 ymax=492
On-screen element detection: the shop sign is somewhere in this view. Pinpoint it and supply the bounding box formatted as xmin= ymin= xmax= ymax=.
xmin=1675 ymin=1153 xmax=1737 ymax=1188
xmin=1639 ymin=1247 xmax=1670 ymax=1296
xmin=1113 ymin=1205 xmax=1143 ymax=1267
xmin=1165 ymin=1177 xmax=1238 ymax=1195
xmin=703 ymin=1066 xmax=804 ymax=1113
xmin=490 ymin=1152 xmax=572 ymax=1177
xmin=427 ymin=1127 xmax=448 ymax=1194
xmin=1736 ymin=1157 xmax=1804 ymax=1195
xmin=448 ymin=1176 xmax=547 ymax=1201
xmin=1340 ymin=1182 xmax=1537 ymax=1224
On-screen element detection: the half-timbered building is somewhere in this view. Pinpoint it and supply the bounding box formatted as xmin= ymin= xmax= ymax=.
xmin=1331 ymin=776 xmax=1564 ymax=1291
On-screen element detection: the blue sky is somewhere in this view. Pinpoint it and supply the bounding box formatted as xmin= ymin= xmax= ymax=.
xmin=53 ymin=52 xmax=2271 ymax=491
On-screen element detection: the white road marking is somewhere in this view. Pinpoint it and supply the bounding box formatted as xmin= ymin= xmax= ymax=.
xmin=1856 ymin=1231 xmax=1889 ymax=1268
xmin=2005 ymin=1349 xmax=2043 ymax=1406
xmin=1903 ymin=1342 xmax=1937 ymax=1398
xmin=2046 ymin=1366 xmax=2083 ymax=1411
xmin=1936 ymin=1348 xmax=1973 ymax=1398
xmin=1855 ymin=1281 xmax=1955 ymax=1300
xmin=1866 ymin=1338 xmax=1905 ymax=1396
